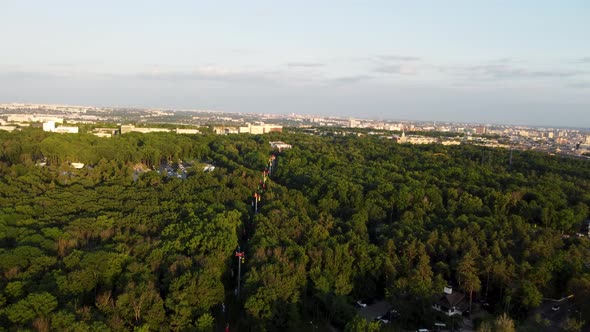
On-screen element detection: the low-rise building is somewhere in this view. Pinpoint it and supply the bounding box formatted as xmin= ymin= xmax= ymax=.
xmin=120 ymin=124 xmax=170 ymax=134
xmin=92 ymin=128 xmax=118 ymax=138
xmin=270 ymin=141 xmax=292 ymax=151
xmin=237 ymin=123 xmax=283 ymax=134
xmin=432 ymin=286 xmax=468 ymax=317
xmin=54 ymin=126 xmax=79 ymax=134
xmin=0 ymin=126 xmax=17 ymax=132
xmin=7 ymin=114 xmax=63 ymax=123
xmin=441 ymin=140 xmax=461 ymax=146
xmin=43 ymin=121 xmax=56 ymax=132
xmin=43 ymin=121 xmax=79 ymax=133
xmin=7 ymin=114 xmax=32 ymax=123
xmin=176 ymin=128 xmax=200 ymax=134
xmin=399 ymin=133 xmax=438 ymax=144
xmin=213 ymin=126 xmax=239 ymax=134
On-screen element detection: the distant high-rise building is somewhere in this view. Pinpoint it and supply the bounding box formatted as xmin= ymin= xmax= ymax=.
xmin=387 ymin=124 xmax=402 ymax=131
xmin=475 ymin=126 xmax=486 ymax=134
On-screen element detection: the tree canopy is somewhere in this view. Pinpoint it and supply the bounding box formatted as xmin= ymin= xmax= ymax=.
xmin=0 ymin=129 xmax=589 ymax=331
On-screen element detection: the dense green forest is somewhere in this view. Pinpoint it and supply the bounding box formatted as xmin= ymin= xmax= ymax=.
xmin=0 ymin=128 xmax=589 ymax=331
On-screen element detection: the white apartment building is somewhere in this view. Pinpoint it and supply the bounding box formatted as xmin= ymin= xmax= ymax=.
xmin=43 ymin=121 xmax=78 ymax=133
xmin=237 ymin=123 xmax=283 ymax=134
xmin=120 ymin=124 xmax=170 ymax=134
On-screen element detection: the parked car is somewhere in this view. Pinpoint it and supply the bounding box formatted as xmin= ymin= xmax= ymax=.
xmin=552 ymin=306 xmax=560 ymax=311
xmin=355 ymin=300 xmax=367 ymax=308
xmin=375 ymin=318 xmax=389 ymax=324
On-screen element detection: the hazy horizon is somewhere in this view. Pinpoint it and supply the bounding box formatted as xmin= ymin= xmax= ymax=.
xmin=1 ymin=1 xmax=589 ymax=127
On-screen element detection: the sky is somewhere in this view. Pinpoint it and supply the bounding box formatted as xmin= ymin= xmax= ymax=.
xmin=1 ymin=1 xmax=589 ymax=127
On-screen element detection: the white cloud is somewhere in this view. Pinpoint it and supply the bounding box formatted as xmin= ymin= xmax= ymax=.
xmin=374 ymin=55 xmax=420 ymax=62
xmin=374 ymin=64 xmax=417 ymax=75
xmin=286 ymin=62 xmax=325 ymax=68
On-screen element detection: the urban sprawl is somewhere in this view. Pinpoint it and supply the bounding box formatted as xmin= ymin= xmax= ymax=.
xmin=1 ymin=103 xmax=589 ymax=160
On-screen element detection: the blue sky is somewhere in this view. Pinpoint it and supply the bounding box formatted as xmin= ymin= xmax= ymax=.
xmin=1 ymin=1 xmax=589 ymax=127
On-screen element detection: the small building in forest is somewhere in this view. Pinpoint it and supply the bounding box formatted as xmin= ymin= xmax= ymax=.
xmin=269 ymin=141 xmax=292 ymax=152
xmin=432 ymin=286 xmax=468 ymax=316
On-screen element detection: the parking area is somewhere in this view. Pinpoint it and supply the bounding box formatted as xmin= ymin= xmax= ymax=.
xmin=527 ymin=296 xmax=578 ymax=330
xmin=357 ymin=300 xmax=392 ymax=321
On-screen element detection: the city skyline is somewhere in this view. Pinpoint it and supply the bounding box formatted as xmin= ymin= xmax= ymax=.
xmin=1 ymin=1 xmax=589 ymax=127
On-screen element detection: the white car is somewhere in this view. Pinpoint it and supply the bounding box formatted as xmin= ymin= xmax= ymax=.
xmin=355 ymin=300 xmax=367 ymax=308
